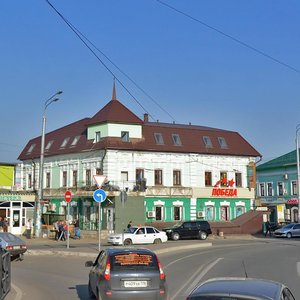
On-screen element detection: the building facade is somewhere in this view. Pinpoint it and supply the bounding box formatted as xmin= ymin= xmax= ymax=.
xmin=18 ymin=85 xmax=261 ymax=233
xmin=256 ymin=150 xmax=300 ymax=224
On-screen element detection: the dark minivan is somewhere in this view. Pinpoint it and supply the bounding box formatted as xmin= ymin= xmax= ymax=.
xmin=86 ymin=247 xmax=167 ymax=300
xmin=163 ymin=221 xmax=212 ymax=241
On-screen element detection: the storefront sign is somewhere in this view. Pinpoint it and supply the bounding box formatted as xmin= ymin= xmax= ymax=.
xmin=211 ymin=178 xmax=237 ymax=197
xmin=287 ymin=199 xmax=299 ymax=205
xmin=0 ymin=194 xmax=22 ymax=201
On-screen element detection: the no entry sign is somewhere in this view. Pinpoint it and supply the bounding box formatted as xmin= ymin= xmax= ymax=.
xmin=65 ymin=190 xmax=72 ymax=203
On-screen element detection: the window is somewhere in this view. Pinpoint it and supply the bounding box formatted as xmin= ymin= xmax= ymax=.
xmin=235 ymin=206 xmax=245 ymax=217
xmin=121 ymin=171 xmax=128 ymax=182
xmin=27 ymin=143 xmax=36 ymax=154
xmin=174 ymin=206 xmax=182 ymax=221
xmin=235 ymin=173 xmax=242 ymax=187
xmin=173 ymin=170 xmax=181 ymax=186
xmin=121 ymin=131 xmax=129 ymax=142
xmin=154 ymin=169 xmax=163 ymax=185
xmin=220 ymin=172 xmax=227 ymax=186
xmin=172 ymin=134 xmax=181 ymax=146
xmin=28 ymin=174 xmax=32 ymax=189
xmin=267 ymin=183 xmax=273 ymax=196
xmin=155 ymin=206 xmax=163 ymax=221
xmin=154 ymin=133 xmax=164 ymax=145
xmin=86 ymin=169 xmax=91 ymax=186
xmin=95 ymin=131 xmax=101 ymax=143
xmin=60 ymin=137 xmax=70 ymax=148
xmin=73 ymin=170 xmax=78 ymax=187
xmin=205 ymin=206 xmax=214 ymax=221
xmin=259 ymin=183 xmax=265 ymax=197
xmin=203 ymin=136 xmax=213 ymax=148
xmin=221 ymin=206 xmax=229 ymax=221
xmin=45 ymin=140 xmax=54 ymax=151
xmin=46 ymin=172 xmax=50 ymax=188
xmin=62 ymin=171 xmax=67 ymax=187
xmin=71 ymin=136 xmax=80 ymax=146
xmin=136 ymin=168 xmax=144 ymax=181
xmin=218 ymin=137 xmax=228 ymax=149
xmin=292 ymin=180 xmax=297 ymax=196
xmin=277 ymin=182 xmax=284 ymax=196
xmin=205 ymin=171 xmax=212 ymax=186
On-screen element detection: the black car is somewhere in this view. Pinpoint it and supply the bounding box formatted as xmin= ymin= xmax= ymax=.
xmin=162 ymin=220 xmax=212 ymax=241
xmin=85 ymin=247 xmax=167 ymax=300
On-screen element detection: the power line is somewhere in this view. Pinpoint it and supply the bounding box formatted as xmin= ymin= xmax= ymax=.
xmin=156 ymin=0 xmax=300 ymax=76
xmin=45 ymin=0 xmax=176 ymax=122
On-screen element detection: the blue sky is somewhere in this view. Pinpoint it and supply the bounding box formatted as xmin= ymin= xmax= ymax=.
xmin=1 ymin=0 xmax=300 ymax=163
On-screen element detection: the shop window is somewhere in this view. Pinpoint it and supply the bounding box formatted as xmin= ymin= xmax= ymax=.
xmin=155 ymin=169 xmax=163 ymax=185
xmin=221 ymin=206 xmax=229 ymax=221
xmin=173 ymin=170 xmax=181 ymax=186
xmin=205 ymin=206 xmax=214 ymax=221
xmin=235 ymin=206 xmax=244 ymax=217
xmin=173 ymin=206 xmax=182 ymax=221
xmin=235 ymin=173 xmax=242 ymax=187
xmin=155 ymin=206 xmax=163 ymax=221
xmin=205 ymin=171 xmax=212 ymax=186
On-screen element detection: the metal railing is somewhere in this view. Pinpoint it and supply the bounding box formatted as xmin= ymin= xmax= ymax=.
xmin=0 ymin=249 xmax=10 ymax=299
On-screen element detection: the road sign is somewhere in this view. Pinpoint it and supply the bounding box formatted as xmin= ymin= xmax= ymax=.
xmin=93 ymin=175 xmax=107 ymax=188
xmin=65 ymin=190 xmax=72 ymax=203
xmin=93 ymin=189 xmax=107 ymax=203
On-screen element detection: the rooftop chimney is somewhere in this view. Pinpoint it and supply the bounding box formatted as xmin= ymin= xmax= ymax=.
xmin=144 ymin=113 xmax=149 ymax=122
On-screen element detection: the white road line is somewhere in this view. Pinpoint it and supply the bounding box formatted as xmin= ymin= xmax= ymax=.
xmin=11 ymin=283 xmax=23 ymax=300
xmin=169 ymin=257 xmax=223 ymax=300
xmin=297 ymin=262 xmax=300 ymax=277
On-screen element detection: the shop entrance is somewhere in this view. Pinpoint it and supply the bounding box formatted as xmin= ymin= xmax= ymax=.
xmin=11 ymin=209 xmax=21 ymax=235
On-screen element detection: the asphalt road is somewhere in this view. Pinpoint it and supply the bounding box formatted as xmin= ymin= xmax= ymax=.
xmin=6 ymin=237 xmax=300 ymax=300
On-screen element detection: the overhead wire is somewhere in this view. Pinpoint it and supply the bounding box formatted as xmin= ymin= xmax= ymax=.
xmin=156 ymin=0 xmax=300 ymax=76
xmin=45 ymin=0 xmax=176 ymax=122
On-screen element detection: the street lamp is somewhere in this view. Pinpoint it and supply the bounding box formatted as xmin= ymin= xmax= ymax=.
xmin=296 ymin=124 xmax=300 ymax=223
xmin=35 ymin=91 xmax=62 ymax=238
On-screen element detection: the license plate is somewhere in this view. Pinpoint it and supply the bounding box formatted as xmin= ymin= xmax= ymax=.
xmin=13 ymin=246 xmax=20 ymax=249
xmin=124 ymin=281 xmax=147 ymax=288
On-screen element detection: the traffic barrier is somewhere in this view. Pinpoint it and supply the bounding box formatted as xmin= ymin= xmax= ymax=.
xmin=0 ymin=249 xmax=11 ymax=299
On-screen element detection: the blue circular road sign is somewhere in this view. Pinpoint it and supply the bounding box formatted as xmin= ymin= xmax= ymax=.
xmin=93 ymin=189 xmax=107 ymax=203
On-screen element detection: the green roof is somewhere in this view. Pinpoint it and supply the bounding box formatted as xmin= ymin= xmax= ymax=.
xmin=257 ymin=149 xmax=300 ymax=171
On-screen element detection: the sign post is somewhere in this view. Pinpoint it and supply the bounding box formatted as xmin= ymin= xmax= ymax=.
xmin=64 ymin=190 xmax=72 ymax=249
xmin=93 ymin=189 xmax=107 ymax=251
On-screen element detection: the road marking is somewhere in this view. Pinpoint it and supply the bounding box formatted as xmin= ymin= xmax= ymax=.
xmin=297 ymin=262 xmax=300 ymax=277
xmin=11 ymin=283 xmax=23 ymax=300
xmin=169 ymin=257 xmax=223 ymax=300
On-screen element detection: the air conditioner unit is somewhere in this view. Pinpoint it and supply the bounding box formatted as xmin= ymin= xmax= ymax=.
xmin=147 ymin=211 xmax=156 ymax=218
xmin=197 ymin=211 xmax=205 ymax=218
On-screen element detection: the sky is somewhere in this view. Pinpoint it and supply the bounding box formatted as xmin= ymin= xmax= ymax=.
xmin=1 ymin=0 xmax=300 ymax=164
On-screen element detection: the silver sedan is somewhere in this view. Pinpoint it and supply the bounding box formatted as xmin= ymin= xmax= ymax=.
xmin=274 ymin=223 xmax=300 ymax=238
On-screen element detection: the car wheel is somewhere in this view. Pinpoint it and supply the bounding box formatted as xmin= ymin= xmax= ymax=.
xmin=88 ymin=281 xmax=95 ymax=299
xmin=153 ymin=238 xmax=162 ymax=244
xmin=199 ymin=231 xmax=208 ymax=240
xmin=171 ymin=232 xmax=180 ymax=241
xmin=124 ymin=238 xmax=132 ymax=245
xmin=287 ymin=232 xmax=292 ymax=239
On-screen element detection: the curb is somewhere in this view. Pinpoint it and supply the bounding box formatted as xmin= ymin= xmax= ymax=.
xmin=26 ymin=243 xmax=212 ymax=258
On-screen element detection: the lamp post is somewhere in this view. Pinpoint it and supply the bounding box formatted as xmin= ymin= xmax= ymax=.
xmin=35 ymin=91 xmax=62 ymax=238
xmin=296 ymin=124 xmax=300 ymax=223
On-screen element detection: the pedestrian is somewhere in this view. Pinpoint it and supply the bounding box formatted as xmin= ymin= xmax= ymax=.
xmin=265 ymin=221 xmax=272 ymax=237
xmin=3 ymin=217 xmax=8 ymax=232
xmin=0 ymin=217 xmax=3 ymax=232
xmin=26 ymin=219 xmax=32 ymax=239
xmin=53 ymin=221 xmax=59 ymax=240
xmin=58 ymin=221 xmax=65 ymax=241
xmin=74 ymin=219 xmax=80 ymax=239
xmin=127 ymin=220 xmax=132 ymax=229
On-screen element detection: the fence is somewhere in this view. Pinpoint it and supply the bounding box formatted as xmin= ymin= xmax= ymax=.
xmin=0 ymin=249 xmax=10 ymax=299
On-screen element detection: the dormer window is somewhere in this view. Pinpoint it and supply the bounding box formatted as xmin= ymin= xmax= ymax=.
xmin=172 ymin=134 xmax=181 ymax=146
xmin=154 ymin=133 xmax=164 ymax=145
xmin=203 ymin=136 xmax=213 ymax=148
xmin=218 ymin=137 xmax=228 ymax=149
xmin=121 ymin=131 xmax=129 ymax=142
xmin=45 ymin=140 xmax=54 ymax=151
xmin=95 ymin=131 xmax=101 ymax=143
xmin=27 ymin=143 xmax=36 ymax=154
xmin=60 ymin=137 xmax=70 ymax=148
xmin=71 ymin=136 xmax=80 ymax=147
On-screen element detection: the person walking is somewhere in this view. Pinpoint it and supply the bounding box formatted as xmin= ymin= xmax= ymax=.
xmin=3 ymin=217 xmax=8 ymax=232
xmin=26 ymin=219 xmax=32 ymax=239
xmin=127 ymin=220 xmax=132 ymax=229
xmin=264 ymin=221 xmax=272 ymax=237
xmin=53 ymin=221 xmax=59 ymax=240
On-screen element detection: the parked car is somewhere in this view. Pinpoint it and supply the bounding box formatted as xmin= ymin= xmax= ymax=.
xmin=107 ymin=226 xmax=168 ymax=245
xmin=162 ymin=220 xmax=212 ymax=241
xmin=0 ymin=232 xmax=27 ymax=260
xmin=186 ymin=277 xmax=295 ymax=300
xmin=274 ymin=223 xmax=300 ymax=238
xmin=85 ymin=247 xmax=167 ymax=300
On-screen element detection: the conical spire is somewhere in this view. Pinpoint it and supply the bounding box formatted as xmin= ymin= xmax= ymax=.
xmin=112 ymin=78 xmax=117 ymax=100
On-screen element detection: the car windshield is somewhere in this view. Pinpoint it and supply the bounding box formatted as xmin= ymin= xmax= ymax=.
xmin=282 ymin=224 xmax=294 ymax=230
xmin=0 ymin=233 xmax=21 ymax=242
xmin=110 ymin=252 xmax=159 ymax=271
